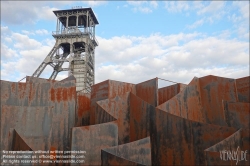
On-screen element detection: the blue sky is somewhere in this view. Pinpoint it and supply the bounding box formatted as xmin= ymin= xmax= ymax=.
xmin=1 ymin=1 xmax=249 ymax=87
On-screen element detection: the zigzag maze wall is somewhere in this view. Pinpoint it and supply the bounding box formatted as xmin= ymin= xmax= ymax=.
xmin=0 ymin=75 xmax=249 ymax=165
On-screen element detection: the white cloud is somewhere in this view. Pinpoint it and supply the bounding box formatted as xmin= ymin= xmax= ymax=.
xmin=1 ymin=44 xmax=18 ymax=60
xmin=94 ymin=33 xmax=249 ymax=84
xmin=228 ymin=13 xmax=242 ymax=23
xmin=233 ymin=1 xmax=249 ymax=19
xmin=22 ymin=30 xmax=35 ymax=36
xmin=82 ymin=1 xmax=107 ymax=7
xmin=127 ymin=1 xmax=157 ymax=13
xmin=165 ymin=1 xmax=189 ymax=13
xmin=12 ymin=33 xmax=42 ymax=50
xmin=197 ymin=1 xmax=225 ymax=15
xmin=231 ymin=1 xmax=249 ymax=40
xmin=1 ymin=31 xmax=249 ymax=86
xmin=0 ymin=1 xmax=71 ymax=24
xmin=150 ymin=1 xmax=158 ymax=9
xmin=35 ymin=29 xmax=50 ymax=35
xmin=186 ymin=19 xmax=204 ymax=29
xmin=127 ymin=1 xmax=147 ymax=6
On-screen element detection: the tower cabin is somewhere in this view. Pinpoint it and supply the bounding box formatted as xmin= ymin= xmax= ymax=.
xmin=32 ymin=7 xmax=99 ymax=93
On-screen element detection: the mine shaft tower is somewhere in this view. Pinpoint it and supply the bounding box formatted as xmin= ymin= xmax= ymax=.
xmin=32 ymin=7 xmax=98 ymax=92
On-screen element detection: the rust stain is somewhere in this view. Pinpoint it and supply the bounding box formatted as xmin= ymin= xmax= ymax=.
xmin=56 ymin=88 xmax=62 ymax=101
xmin=78 ymin=94 xmax=90 ymax=117
xmin=1 ymin=74 xmax=249 ymax=166
xmin=50 ymin=88 xmax=55 ymax=101
xmin=50 ymin=146 xmax=56 ymax=161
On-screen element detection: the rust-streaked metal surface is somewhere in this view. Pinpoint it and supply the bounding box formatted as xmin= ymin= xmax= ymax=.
xmin=135 ymin=78 xmax=158 ymax=107
xmin=76 ymin=92 xmax=90 ymax=126
xmin=199 ymin=75 xmax=237 ymax=126
xmin=101 ymin=150 xmax=141 ymax=166
xmin=204 ymin=129 xmax=250 ymax=165
xmin=95 ymin=103 xmax=117 ymax=124
xmin=157 ymin=77 xmax=205 ymax=123
xmin=97 ymin=92 xmax=131 ymax=145
xmin=223 ymin=101 xmax=250 ymax=129
xmin=11 ymin=129 xmax=33 ymax=151
xmin=158 ymin=83 xmax=187 ymax=105
xmin=0 ymin=74 xmax=249 ymax=165
xmin=101 ymin=137 xmax=151 ymax=166
xmin=150 ymin=108 xmax=237 ymax=165
xmin=129 ymin=92 xmax=152 ymax=142
xmin=1 ymin=76 xmax=76 ymax=153
xmin=236 ymin=76 xmax=250 ymax=102
xmin=71 ymin=122 xmax=118 ymax=165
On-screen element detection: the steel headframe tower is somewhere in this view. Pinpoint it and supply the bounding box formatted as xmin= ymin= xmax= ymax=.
xmin=32 ymin=7 xmax=99 ymax=93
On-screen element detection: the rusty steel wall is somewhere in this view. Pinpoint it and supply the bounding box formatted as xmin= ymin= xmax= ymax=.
xmin=11 ymin=129 xmax=33 ymax=151
xmin=199 ymin=75 xmax=237 ymax=126
xmin=108 ymin=80 xmax=135 ymax=99
xmin=157 ymin=77 xmax=205 ymax=123
xmin=236 ymin=76 xmax=250 ymax=102
xmin=1 ymin=76 xmax=76 ymax=152
xmin=76 ymin=92 xmax=91 ymax=126
xmin=97 ymin=92 xmax=131 ymax=145
xmin=150 ymin=108 xmax=237 ymax=165
xmin=158 ymin=83 xmax=187 ymax=105
xmin=71 ymin=122 xmax=118 ymax=165
xmin=223 ymin=101 xmax=250 ymax=129
xmin=204 ymin=129 xmax=249 ymax=165
xmin=101 ymin=137 xmax=151 ymax=166
xmin=135 ymin=78 xmax=158 ymax=107
xmin=129 ymin=92 xmax=152 ymax=142
xmin=1 ymin=74 xmax=249 ymax=165
xmin=95 ymin=103 xmax=116 ymax=124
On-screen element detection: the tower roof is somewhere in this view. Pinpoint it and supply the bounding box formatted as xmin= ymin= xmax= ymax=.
xmin=53 ymin=7 xmax=99 ymax=24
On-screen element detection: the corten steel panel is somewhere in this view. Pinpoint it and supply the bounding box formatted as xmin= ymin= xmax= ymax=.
xmin=204 ymin=129 xmax=250 ymax=165
xmin=157 ymin=77 xmax=205 ymax=123
xmin=101 ymin=137 xmax=151 ymax=165
xmin=26 ymin=76 xmax=57 ymax=83
xmin=158 ymin=83 xmax=187 ymax=105
xmin=236 ymin=76 xmax=250 ymax=102
xmin=150 ymin=108 xmax=237 ymax=165
xmin=199 ymin=75 xmax=237 ymax=126
xmin=0 ymin=76 xmax=76 ymax=152
xmin=76 ymin=92 xmax=91 ymax=126
xmin=223 ymin=101 xmax=250 ymax=129
xmin=129 ymin=93 xmax=153 ymax=142
xmin=95 ymin=103 xmax=117 ymax=124
xmin=204 ymin=129 xmax=242 ymax=152
xmin=1 ymin=78 xmax=76 ymax=107
xmin=97 ymin=92 xmax=131 ymax=144
xmin=71 ymin=122 xmax=118 ymax=165
xmin=108 ymin=80 xmax=135 ymax=99
xmin=11 ymin=129 xmax=33 ymax=151
xmin=135 ymin=78 xmax=158 ymax=107
xmin=90 ymin=80 xmax=109 ymax=125
xmin=1 ymin=105 xmax=52 ymax=151
xmin=0 ymin=105 xmax=72 ymax=152
xmin=101 ymin=151 xmax=143 ymax=166
xmin=6 ymin=129 xmax=36 ymax=166
xmin=242 ymin=129 xmax=250 ymax=151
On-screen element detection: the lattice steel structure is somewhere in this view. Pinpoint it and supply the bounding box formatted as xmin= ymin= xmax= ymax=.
xmin=32 ymin=7 xmax=98 ymax=92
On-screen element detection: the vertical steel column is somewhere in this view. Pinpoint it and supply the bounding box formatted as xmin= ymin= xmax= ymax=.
xmin=56 ymin=17 xmax=59 ymax=34
xmin=76 ymin=14 xmax=78 ymax=29
xmin=87 ymin=11 xmax=89 ymax=33
xmin=66 ymin=15 xmax=69 ymax=33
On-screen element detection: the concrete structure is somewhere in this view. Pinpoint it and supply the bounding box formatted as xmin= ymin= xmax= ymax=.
xmin=32 ymin=7 xmax=98 ymax=93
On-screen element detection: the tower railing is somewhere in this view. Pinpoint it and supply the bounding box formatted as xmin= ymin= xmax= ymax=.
xmin=52 ymin=28 xmax=98 ymax=46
